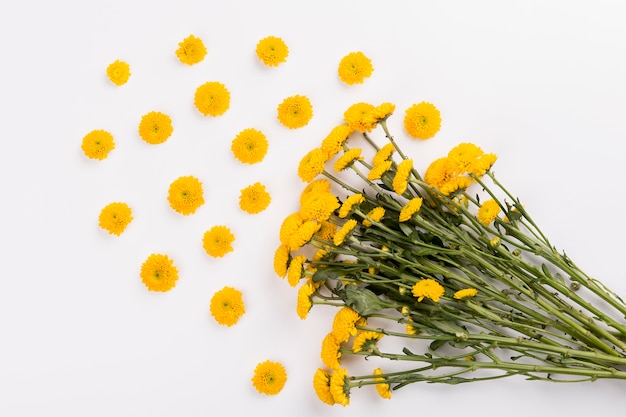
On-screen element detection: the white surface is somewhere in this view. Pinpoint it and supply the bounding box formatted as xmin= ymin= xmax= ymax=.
xmin=2 ymin=0 xmax=626 ymax=415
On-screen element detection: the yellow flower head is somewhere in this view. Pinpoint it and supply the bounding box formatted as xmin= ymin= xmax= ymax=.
xmin=313 ymin=368 xmax=336 ymax=405
xmin=175 ymin=34 xmax=207 ymax=65
xmin=469 ymin=153 xmax=498 ymax=177
xmin=273 ymin=244 xmax=290 ymax=278
xmin=334 ymin=219 xmax=357 ymax=246
xmin=454 ymin=288 xmax=478 ymax=299
xmin=344 ymin=102 xmax=377 ymax=133
xmin=399 ymin=197 xmax=423 ymax=222
xmin=412 ymin=278 xmax=445 ymax=302
xmin=287 ymin=255 xmax=307 ymax=287
xmin=167 ymin=175 xmax=204 ymax=215
xmin=338 ymin=51 xmax=374 ymax=85
xmin=373 ymin=368 xmax=392 ymax=399
xmin=231 ymin=128 xmax=269 ymax=164
xmin=297 ymin=148 xmax=327 ymax=183
xmin=332 ymin=306 xmax=362 ymax=343
xmin=279 ymin=212 xmax=305 ymax=245
xmin=288 ymin=220 xmax=321 ymax=251
xmin=210 ymin=286 xmax=245 ymax=327
xmin=392 ymin=159 xmax=413 ymax=195
xmin=363 ymin=206 xmax=385 ymax=227
xmin=477 ymin=199 xmax=501 ymax=226
xmin=239 ymin=182 xmax=271 ymax=214
xmin=352 ymin=330 xmax=383 ymax=353
xmin=81 ymin=129 xmax=115 ymax=160
xmin=300 ymin=190 xmax=339 ymax=222
xmin=447 ymin=142 xmax=484 ymax=173
xmin=338 ymin=193 xmax=365 ymax=219
xmin=194 ymin=81 xmax=230 ymax=117
xmin=367 ymin=160 xmax=392 ymax=181
xmin=315 ymin=220 xmax=337 ymax=243
xmin=404 ymin=102 xmax=442 ymax=140
xmin=98 ymin=202 xmax=133 ymax=236
xmin=372 ymin=143 xmax=396 ymax=166
xmin=320 ymin=124 xmax=353 ymax=159
xmin=202 ymin=225 xmax=235 ymax=258
xmin=334 ymin=148 xmax=363 ymax=172
xmin=321 ymin=332 xmax=342 ymax=370
xmin=299 ymin=179 xmax=332 ymax=205
xmin=138 ymin=111 xmax=174 ymax=145
xmin=424 ymin=157 xmax=458 ymax=190
xmin=373 ymin=102 xmax=396 ymax=121
xmin=330 ymin=368 xmax=350 ymax=407
xmin=277 ymin=95 xmax=313 ymax=129
xmin=439 ymin=176 xmax=472 ymax=196
xmin=297 ymin=280 xmax=316 ymax=319
xmin=251 ymin=360 xmax=287 ymax=396
xmin=106 ymin=60 xmax=130 ymax=86
xmin=140 ymin=253 xmax=179 ymax=292
xmin=255 ymin=36 xmax=289 ymax=67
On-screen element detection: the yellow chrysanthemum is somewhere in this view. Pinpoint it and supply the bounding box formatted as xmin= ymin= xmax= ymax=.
xmin=255 ymin=36 xmax=289 ymax=67
xmin=106 ymin=60 xmax=130 ymax=86
xmin=368 ymin=160 xmax=392 ymax=181
xmin=469 ymin=153 xmax=498 ymax=177
xmin=313 ymin=368 xmax=336 ymax=405
xmin=454 ymin=288 xmax=478 ymax=299
xmin=352 ymin=331 xmax=383 ymax=353
xmin=252 ymin=360 xmax=287 ymax=396
xmin=363 ymin=206 xmax=385 ymax=227
xmin=320 ymin=124 xmax=353 ymax=159
xmin=175 ymin=34 xmax=207 ymax=65
xmin=343 ymin=102 xmax=377 ymax=133
xmin=140 ymin=253 xmax=179 ymax=292
xmin=332 ymin=306 xmax=362 ymax=343
xmin=299 ymin=179 xmax=332 ymax=205
xmin=447 ymin=142 xmax=484 ymax=173
xmin=288 ymin=220 xmax=321 ymax=251
xmin=334 ymin=148 xmax=363 ymax=172
xmin=315 ymin=220 xmax=337 ymax=243
xmin=202 ymin=225 xmax=235 ymax=258
xmin=404 ymin=102 xmax=442 ymax=140
xmin=297 ymin=148 xmax=327 ymax=183
xmin=372 ymin=143 xmax=395 ymax=166
xmin=392 ymin=159 xmax=413 ymax=195
xmin=399 ymin=197 xmax=423 ymax=222
xmin=194 ymin=81 xmax=230 ymax=117
xmin=277 ymin=95 xmax=313 ymax=129
xmin=239 ymin=182 xmax=271 ymax=214
xmin=273 ymin=244 xmax=290 ymax=278
xmin=334 ymin=219 xmax=357 ymax=246
xmin=373 ymin=368 xmax=392 ymax=399
xmin=477 ymin=199 xmax=501 ymax=226
xmin=287 ymin=255 xmax=306 ymax=287
xmin=138 ymin=111 xmax=174 ymax=145
xmin=321 ymin=333 xmax=342 ymax=370
xmin=231 ymin=128 xmax=269 ymax=164
xmin=81 ymin=129 xmax=115 ymax=160
xmin=424 ymin=157 xmax=459 ymax=190
xmin=439 ymin=176 xmax=472 ymax=196
xmin=412 ymin=278 xmax=445 ymax=302
xmin=279 ymin=212 xmax=305 ymax=245
xmin=167 ymin=175 xmax=204 ymax=215
xmin=338 ymin=194 xmax=365 ymax=219
xmin=297 ymin=280 xmax=316 ymax=319
xmin=98 ymin=202 xmax=133 ymax=236
xmin=210 ymin=286 xmax=245 ymax=326
xmin=338 ymin=51 xmax=374 ymax=85
xmin=373 ymin=102 xmax=396 ymax=121
xmin=300 ymin=191 xmax=339 ymax=222
xmin=330 ymin=368 xmax=350 ymax=407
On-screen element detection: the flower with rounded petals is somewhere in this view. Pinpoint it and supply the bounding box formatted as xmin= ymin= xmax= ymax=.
xmin=287 ymin=255 xmax=306 ymax=287
xmin=167 ymin=175 xmax=204 ymax=215
xmin=313 ymin=368 xmax=336 ymax=405
xmin=338 ymin=194 xmax=365 ymax=219
xmin=399 ymin=197 xmax=423 ymax=222
xmin=330 ymin=368 xmax=350 ymax=407
xmin=372 ymin=143 xmax=396 ymax=166
xmin=332 ymin=306 xmax=362 ymax=343
xmin=252 ymin=360 xmax=287 ymax=396
xmin=368 ymin=160 xmax=392 ymax=181
xmin=82 ymin=129 xmax=115 ymax=160
xmin=175 ymin=34 xmax=207 ymax=65
xmin=231 ymin=128 xmax=269 ymax=164
xmin=454 ymin=288 xmax=478 ymax=299
xmin=106 ymin=60 xmax=130 ymax=86
xmin=239 ymin=182 xmax=271 ymax=214
xmin=300 ymin=191 xmax=339 ymax=222
xmin=334 ymin=148 xmax=363 ymax=172
xmin=99 ymin=202 xmax=133 ymax=236
xmin=321 ymin=124 xmax=353 ymax=159
xmin=194 ymin=81 xmax=230 ymax=116
xmin=279 ymin=212 xmax=305 ymax=245
xmin=297 ymin=280 xmax=316 ymax=319
xmin=343 ymin=102 xmax=377 ymax=133
xmin=373 ymin=368 xmax=392 ymax=399
xmin=424 ymin=157 xmax=459 ymax=190
xmin=138 ymin=111 xmax=173 ymax=145
xmin=315 ymin=220 xmax=337 ymax=243
xmin=373 ymin=102 xmax=396 ymax=121
xmin=334 ymin=219 xmax=357 ymax=246
xmin=338 ymin=51 xmax=373 ymax=85
xmin=412 ymin=278 xmax=445 ymax=302
xmin=363 ymin=206 xmax=385 ymax=227
xmin=297 ymin=148 xmax=326 ymax=182
xmin=299 ymin=179 xmax=332 ymax=205
xmin=404 ymin=102 xmax=442 ymax=140
xmin=392 ymin=159 xmax=413 ymax=195
xmin=477 ymin=199 xmax=501 ymax=225
xmin=273 ymin=244 xmax=290 ymax=278
xmin=321 ymin=332 xmax=342 ymax=369
xmin=210 ymin=286 xmax=245 ymax=326
xmin=203 ymin=225 xmax=235 ymax=258
xmin=140 ymin=253 xmax=179 ymax=292
xmin=256 ymin=36 xmax=289 ymax=66
xmin=288 ymin=220 xmax=321 ymax=251
xmin=352 ymin=330 xmax=383 ymax=353
xmin=277 ymin=95 xmax=313 ymax=129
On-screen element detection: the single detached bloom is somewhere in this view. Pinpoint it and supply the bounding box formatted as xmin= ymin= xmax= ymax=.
xmin=194 ymin=81 xmax=230 ymax=116
xmin=412 ymin=278 xmax=445 ymax=302
xmin=167 ymin=175 xmax=205 ymax=215
xmin=81 ymin=129 xmax=115 ymax=160
xmin=138 ymin=111 xmax=173 ymax=144
xmin=106 ymin=60 xmax=130 ymax=86
xmin=256 ymin=36 xmax=289 ymax=66
xmin=175 ymin=34 xmax=207 ymax=65
xmin=98 ymin=202 xmax=133 ymax=236
xmin=140 ymin=253 xmax=179 ymax=292
xmin=203 ymin=225 xmax=235 ymax=258
xmin=404 ymin=102 xmax=442 ymax=140
xmin=338 ymin=51 xmax=374 ymax=85
xmin=239 ymin=182 xmax=271 ymax=214
xmin=277 ymin=95 xmax=313 ymax=129
xmin=231 ymin=128 xmax=269 ymax=164
xmin=251 ymin=360 xmax=287 ymax=395
xmin=477 ymin=199 xmax=501 ymax=225
xmin=210 ymin=286 xmax=245 ymax=326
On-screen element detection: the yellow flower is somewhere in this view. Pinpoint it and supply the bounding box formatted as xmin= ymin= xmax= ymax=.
xmin=334 ymin=148 xmax=363 ymax=172
xmin=299 ymin=179 xmax=332 ymax=205
xmin=343 ymin=102 xmax=377 ymax=133
xmin=338 ymin=194 xmax=365 ymax=218
xmin=447 ymin=142 xmax=484 ymax=173
xmin=313 ymin=368 xmax=336 ymax=405
xmin=404 ymin=102 xmax=441 ymax=140
xmin=300 ymin=190 xmax=339 ymax=222
xmin=372 ymin=143 xmax=395 ymax=166
xmin=167 ymin=175 xmax=204 ymax=215
xmin=439 ymin=176 xmax=472 ymax=196
xmin=373 ymin=368 xmax=392 ymax=399
xmin=334 ymin=219 xmax=357 ymax=246
xmin=373 ymin=102 xmax=396 ymax=121
xmin=477 ymin=199 xmax=501 ymax=225
xmin=392 ymin=159 xmax=413 ymax=195
xmin=273 ymin=244 xmax=290 ymax=278
xmin=175 ymin=34 xmax=207 ymax=65
xmin=469 ymin=152 xmax=498 ymax=177
xmin=277 ymin=94 xmax=313 ymax=129
xmin=81 ymin=129 xmax=115 ymax=160
xmin=321 ymin=332 xmax=342 ymax=369
xmin=194 ymin=81 xmax=230 ymax=116
xmin=279 ymin=212 xmax=305 ymax=245
xmin=98 ymin=202 xmax=133 ymax=236
xmin=231 ymin=128 xmax=269 ymax=164
xmin=106 ymin=60 xmax=130 ymax=86
xmin=297 ymin=148 xmax=327 ymax=183
xmin=367 ymin=160 xmax=392 ymax=181
xmin=252 ymin=360 xmax=287 ymax=396
xmin=320 ymin=124 xmax=353 ymax=159
xmin=332 ymin=306 xmax=362 ymax=343
xmin=210 ymin=286 xmax=245 ymax=326
xmin=454 ymin=288 xmax=478 ymax=299
xmin=489 ymin=236 xmax=501 ymax=248
xmin=338 ymin=51 xmax=373 ymax=85
xmin=138 ymin=111 xmax=173 ymax=145
xmin=412 ymin=278 xmax=445 ymax=302
xmin=255 ymin=36 xmax=289 ymax=66
xmin=406 ymin=317 xmax=418 ymax=335
xmin=288 ymin=220 xmax=321 ymax=251
xmin=287 ymin=255 xmax=306 ymax=287
xmin=140 ymin=253 xmax=179 ymax=292
xmin=330 ymin=368 xmax=350 ymax=407
xmin=297 ymin=279 xmax=316 ymax=319
xmin=363 ymin=206 xmax=385 ymax=227
xmin=202 ymin=225 xmax=235 ymax=258
xmin=424 ymin=157 xmax=459 ymax=191
xmin=315 ymin=220 xmax=337 ymax=242
xmin=352 ymin=330 xmax=383 ymax=353
xmin=239 ymin=182 xmax=271 ymax=214
xmin=399 ymin=197 xmax=423 ymax=222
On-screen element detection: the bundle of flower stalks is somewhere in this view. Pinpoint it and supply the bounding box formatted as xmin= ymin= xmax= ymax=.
xmin=273 ymin=102 xmax=626 ymax=406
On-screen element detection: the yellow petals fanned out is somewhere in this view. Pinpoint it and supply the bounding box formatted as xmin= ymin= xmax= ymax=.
xmin=352 ymin=331 xmax=383 ymax=353
xmin=98 ymin=202 xmax=133 ymax=236
xmin=81 ymin=129 xmax=115 ymax=160
xmin=287 ymin=255 xmax=306 ymax=287
xmin=330 ymin=368 xmax=350 ymax=407
xmin=167 ymin=175 xmax=204 ymax=215
xmin=332 ymin=306 xmax=362 ymax=343
xmin=273 ymin=244 xmax=290 ymax=278
xmin=447 ymin=142 xmax=484 ymax=173
xmin=399 ymin=197 xmax=423 ymax=222
xmin=338 ymin=194 xmax=365 ymax=218
xmin=334 ymin=148 xmax=363 ymax=172
xmin=138 ymin=111 xmax=174 ymax=144
xmin=140 ymin=254 xmax=179 ymax=292
xmin=239 ymin=182 xmax=271 ymax=214
xmin=424 ymin=157 xmax=458 ymax=190
xmin=344 ymin=102 xmax=377 ymax=133
xmin=404 ymin=102 xmax=442 ymax=140
xmin=194 ymin=81 xmax=230 ymax=116
xmin=106 ymin=60 xmax=130 ymax=86
xmin=279 ymin=212 xmax=305 ymax=245
xmin=300 ymin=191 xmax=339 ymax=222
xmin=321 ymin=124 xmax=353 ymax=159
xmin=392 ymin=159 xmax=413 ymax=195
xmin=368 ymin=160 xmax=392 ymax=181
xmin=210 ymin=286 xmax=245 ymax=326
xmin=372 ymin=143 xmax=395 ymax=166
xmin=313 ymin=368 xmax=336 ymax=405
xmin=338 ymin=51 xmax=373 ymax=85
xmin=412 ymin=278 xmax=445 ymax=302
xmin=252 ymin=360 xmax=287 ymax=396
xmin=321 ymin=333 xmax=342 ymax=369
xmin=373 ymin=368 xmax=392 ymax=399
xmin=203 ymin=225 xmax=235 ymax=258
xmin=297 ymin=148 xmax=327 ymax=182
xmin=256 ymin=36 xmax=289 ymax=66
xmin=454 ymin=288 xmax=478 ymax=299
xmin=175 ymin=34 xmax=207 ymax=65
xmin=299 ymin=179 xmax=332 ymax=205
xmin=363 ymin=206 xmax=385 ymax=227
xmin=288 ymin=220 xmax=321 ymax=251
xmin=231 ymin=128 xmax=269 ymax=164
xmin=277 ymin=95 xmax=313 ymax=129
xmin=297 ymin=280 xmax=316 ymax=319
xmin=373 ymin=102 xmax=396 ymax=121
xmin=477 ymin=199 xmax=501 ymax=225
xmin=333 ymin=219 xmax=357 ymax=246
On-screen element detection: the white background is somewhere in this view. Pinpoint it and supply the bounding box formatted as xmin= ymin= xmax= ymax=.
xmin=2 ymin=0 xmax=626 ymax=416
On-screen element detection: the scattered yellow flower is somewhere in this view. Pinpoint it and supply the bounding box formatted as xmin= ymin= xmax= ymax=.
xmin=404 ymin=102 xmax=442 ymax=140
xmin=106 ymin=60 xmax=130 ymax=86
xmin=210 ymin=286 xmax=245 ymax=326
xmin=202 ymin=225 xmax=235 ymax=258
xmin=231 ymin=128 xmax=268 ymax=164
xmin=167 ymin=175 xmax=204 ymax=215
xmin=277 ymin=95 xmax=313 ymax=129
xmin=251 ymin=360 xmax=287 ymax=395
xmin=81 ymin=129 xmax=115 ymax=160
xmin=338 ymin=51 xmax=373 ymax=85
xmin=239 ymin=182 xmax=271 ymax=214
xmin=412 ymin=278 xmax=445 ymax=302
xmin=98 ymin=202 xmax=133 ymax=236
xmin=255 ymin=36 xmax=289 ymax=66
xmin=138 ymin=111 xmax=173 ymax=145
xmin=140 ymin=253 xmax=179 ymax=292
xmin=194 ymin=81 xmax=230 ymax=116
xmin=175 ymin=34 xmax=207 ymax=65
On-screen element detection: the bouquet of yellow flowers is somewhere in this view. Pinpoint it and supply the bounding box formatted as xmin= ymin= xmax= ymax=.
xmin=274 ymin=101 xmax=626 ymax=406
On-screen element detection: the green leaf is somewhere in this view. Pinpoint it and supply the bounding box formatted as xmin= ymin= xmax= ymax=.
xmin=429 ymin=339 xmax=447 ymax=351
xmin=341 ymin=285 xmax=389 ymax=316
xmin=312 ymin=268 xmax=342 ymax=283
